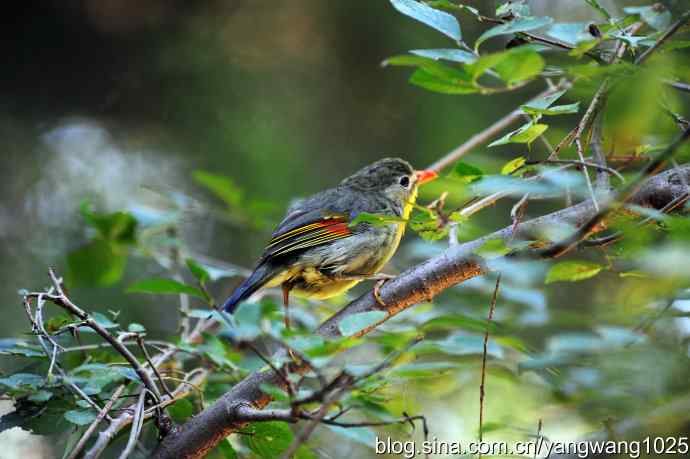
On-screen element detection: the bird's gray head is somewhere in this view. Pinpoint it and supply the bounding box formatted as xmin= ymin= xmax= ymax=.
xmin=341 ymin=157 xmax=436 ymax=204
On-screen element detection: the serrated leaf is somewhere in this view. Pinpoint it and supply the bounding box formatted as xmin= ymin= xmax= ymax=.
xmin=339 ymin=311 xmax=387 ymax=337
xmin=390 ymin=0 xmax=462 ymax=41
xmin=488 ymin=121 xmax=548 ymax=147
xmin=476 ymin=16 xmax=553 ymax=50
xmin=501 ymin=157 xmax=527 ymax=175
xmin=64 ymin=409 xmax=96 ymax=426
xmin=126 ymin=278 xmax=205 ymax=299
xmin=545 ymin=261 xmax=604 ymax=284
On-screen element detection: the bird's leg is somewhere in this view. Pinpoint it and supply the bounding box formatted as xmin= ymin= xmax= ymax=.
xmin=369 ymin=273 xmax=395 ymax=308
xmin=338 ymin=273 xmax=396 ymax=308
xmin=281 ymin=283 xmax=292 ymax=330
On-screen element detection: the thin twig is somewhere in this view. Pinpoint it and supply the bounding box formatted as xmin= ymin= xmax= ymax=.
xmin=67 ymin=385 xmax=127 ymax=459
xmin=45 ymin=268 xmax=162 ymax=403
xmin=118 ymin=390 xmax=148 ymax=459
xmin=635 ymin=10 xmax=690 ymax=65
xmin=479 ymin=275 xmax=501 ymax=445
xmin=427 ymin=83 xmax=571 ymax=172
xmin=541 ymin=126 xmax=690 ymax=258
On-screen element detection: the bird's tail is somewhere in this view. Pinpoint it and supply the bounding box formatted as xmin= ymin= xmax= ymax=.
xmin=222 ymin=262 xmax=278 ymax=313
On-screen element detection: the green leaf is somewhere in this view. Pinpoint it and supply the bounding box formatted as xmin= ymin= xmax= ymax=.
xmin=64 ymin=409 xmax=96 ymax=426
xmin=488 ymin=121 xmax=548 ymax=147
xmin=584 ymin=0 xmax=611 ymax=20
xmin=168 ymin=399 xmax=194 ymax=423
xmin=0 ymin=339 xmax=44 ymax=358
xmin=390 ymin=0 xmax=462 ymax=41
xmin=207 ymin=440 xmax=238 ymax=459
xmin=28 ymin=390 xmax=53 ymax=402
xmin=422 ymin=314 xmax=499 ymax=333
xmin=501 ymin=157 xmax=526 ymax=175
xmin=546 ymin=23 xmax=592 ymax=45
xmin=426 ymin=1 xmax=479 ymax=17
xmin=67 ymin=239 xmax=127 ymax=287
xmin=91 ymin=312 xmax=119 ymax=329
xmin=624 ymin=5 xmax=670 ymax=31
xmin=198 ymin=333 xmax=239 ymax=369
xmin=496 ymin=0 xmax=530 ymax=18
xmin=127 ymin=323 xmax=146 ymax=333
xmin=475 ymin=16 xmax=553 ymax=50
xmin=410 ymin=48 xmax=476 ymax=63
xmin=0 ymin=373 xmax=44 ymax=390
xmin=349 ymin=211 xmax=407 ymax=227
xmin=259 ymin=383 xmax=290 ymax=402
xmin=492 ymin=47 xmax=545 ymax=85
xmin=545 ymin=261 xmax=604 ymax=284
xmin=79 ymin=202 xmax=137 ymax=244
xmin=338 ymin=311 xmax=387 ymax=337
xmin=245 ymin=421 xmax=294 ymax=459
xmin=523 ymin=102 xmax=579 ymax=117
xmin=473 ymin=238 xmax=511 ymax=258
xmin=451 ymin=162 xmax=483 ymax=182
xmin=186 ymin=259 xmax=210 ymax=284
xmin=193 ymin=170 xmax=243 ymax=209
xmin=409 ymin=68 xmax=479 ymax=94
xmin=522 ymin=88 xmax=567 ymax=111
xmin=126 ymin=278 xmax=205 ymax=299
xmin=409 ymin=211 xmax=448 ymax=241
xmin=389 ymin=361 xmax=458 ymax=378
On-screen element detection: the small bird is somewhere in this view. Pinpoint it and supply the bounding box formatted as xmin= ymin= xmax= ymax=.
xmin=221 ymin=158 xmax=437 ymax=322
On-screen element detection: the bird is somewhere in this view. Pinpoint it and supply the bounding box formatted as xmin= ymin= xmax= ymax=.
xmin=221 ymin=157 xmax=438 ymax=324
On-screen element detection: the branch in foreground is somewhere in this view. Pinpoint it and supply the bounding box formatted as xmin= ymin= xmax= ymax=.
xmin=152 ymin=165 xmax=690 ymax=459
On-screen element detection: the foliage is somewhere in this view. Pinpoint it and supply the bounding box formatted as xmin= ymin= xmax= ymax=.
xmin=3 ymin=1 xmax=690 ymax=458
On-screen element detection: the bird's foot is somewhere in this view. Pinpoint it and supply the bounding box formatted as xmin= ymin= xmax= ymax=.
xmin=372 ymin=274 xmax=395 ymax=308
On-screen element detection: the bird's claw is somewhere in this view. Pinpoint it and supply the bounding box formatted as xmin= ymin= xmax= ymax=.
xmin=373 ymin=278 xmax=389 ymax=308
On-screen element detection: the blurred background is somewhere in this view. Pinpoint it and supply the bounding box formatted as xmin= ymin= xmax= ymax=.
xmin=2 ymin=0 xmax=690 ymax=458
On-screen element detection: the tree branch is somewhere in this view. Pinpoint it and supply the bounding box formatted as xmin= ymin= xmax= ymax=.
xmin=152 ymin=164 xmax=690 ymax=459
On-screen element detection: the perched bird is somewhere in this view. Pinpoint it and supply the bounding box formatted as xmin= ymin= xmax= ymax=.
xmin=221 ymin=158 xmax=437 ymax=322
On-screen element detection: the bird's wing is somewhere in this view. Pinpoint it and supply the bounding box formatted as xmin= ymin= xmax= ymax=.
xmin=260 ymin=188 xmax=359 ymax=260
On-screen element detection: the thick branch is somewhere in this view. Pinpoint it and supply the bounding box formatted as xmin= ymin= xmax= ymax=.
xmin=152 ymin=165 xmax=690 ymax=459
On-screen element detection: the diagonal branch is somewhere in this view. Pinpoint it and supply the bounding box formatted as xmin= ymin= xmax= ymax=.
xmin=152 ymin=163 xmax=690 ymax=459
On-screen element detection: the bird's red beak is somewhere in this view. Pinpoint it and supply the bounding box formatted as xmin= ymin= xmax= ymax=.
xmin=415 ymin=169 xmax=438 ymax=185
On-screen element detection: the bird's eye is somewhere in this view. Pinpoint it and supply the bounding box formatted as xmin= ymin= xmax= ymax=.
xmin=399 ymin=176 xmax=410 ymax=188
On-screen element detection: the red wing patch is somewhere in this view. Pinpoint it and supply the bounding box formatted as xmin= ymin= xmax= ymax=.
xmin=264 ymin=216 xmax=352 ymax=258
